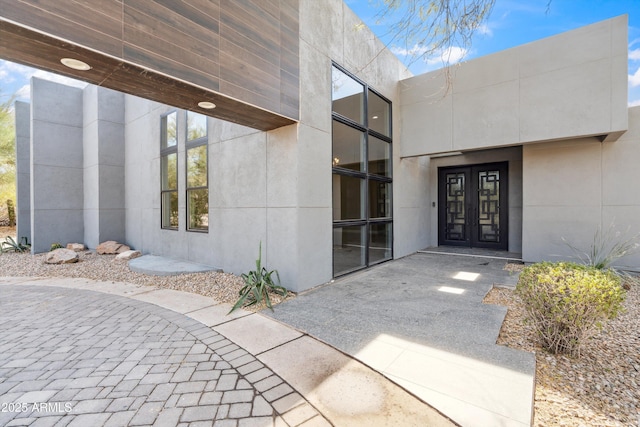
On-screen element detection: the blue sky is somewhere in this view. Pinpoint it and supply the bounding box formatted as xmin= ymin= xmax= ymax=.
xmin=1 ymin=0 xmax=639 ymax=105
xmin=347 ymin=0 xmax=640 ymax=106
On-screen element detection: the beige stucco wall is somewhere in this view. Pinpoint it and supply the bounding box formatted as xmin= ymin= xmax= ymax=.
xmin=400 ymin=15 xmax=628 ymax=158
xmin=522 ymin=106 xmax=640 ymax=270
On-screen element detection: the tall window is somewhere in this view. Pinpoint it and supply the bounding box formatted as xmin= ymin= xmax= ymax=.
xmin=332 ymin=63 xmax=392 ymax=276
xmin=186 ymin=111 xmax=208 ymax=232
xmin=161 ymin=111 xmax=178 ymax=229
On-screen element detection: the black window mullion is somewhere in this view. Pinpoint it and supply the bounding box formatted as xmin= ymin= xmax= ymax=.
xmin=331 ymin=63 xmax=392 ymax=277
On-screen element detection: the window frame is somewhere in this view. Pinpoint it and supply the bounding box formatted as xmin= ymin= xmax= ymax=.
xmin=185 ymin=111 xmax=209 ymax=233
xmin=331 ymin=62 xmax=393 ymax=277
xmin=160 ymin=110 xmax=179 ymax=230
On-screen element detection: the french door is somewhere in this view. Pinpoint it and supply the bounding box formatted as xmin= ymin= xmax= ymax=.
xmin=438 ymin=163 xmax=508 ymax=250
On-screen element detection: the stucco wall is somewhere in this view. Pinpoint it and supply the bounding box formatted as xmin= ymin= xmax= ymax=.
xmin=14 ymin=101 xmax=30 ymax=243
xmin=30 ymin=78 xmax=84 ymax=253
xmin=83 ymin=85 xmax=125 ymax=248
xmin=523 ymin=106 xmax=640 ymax=270
xmin=400 ymin=15 xmax=628 ymax=157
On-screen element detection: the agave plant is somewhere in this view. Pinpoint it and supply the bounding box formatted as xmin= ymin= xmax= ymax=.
xmin=0 ymin=236 xmax=30 ymax=253
xmin=229 ymin=242 xmax=287 ymax=313
xmin=564 ymin=223 xmax=640 ymax=271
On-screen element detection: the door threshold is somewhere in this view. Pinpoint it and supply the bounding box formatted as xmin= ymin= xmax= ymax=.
xmin=418 ymin=247 xmax=523 ymax=262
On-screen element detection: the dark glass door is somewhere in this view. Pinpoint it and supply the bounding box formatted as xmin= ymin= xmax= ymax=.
xmin=438 ymin=163 xmax=508 ymax=250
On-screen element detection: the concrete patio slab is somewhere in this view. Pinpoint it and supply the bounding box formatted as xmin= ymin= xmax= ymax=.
xmin=185 ymin=303 xmax=252 ymax=326
xmin=213 ymin=314 xmax=303 ymax=355
xmin=129 ymin=255 xmax=220 ymax=276
xmin=130 ymin=288 xmax=216 ymax=314
xmin=258 ymin=335 xmax=456 ymax=427
xmin=267 ymin=252 xmax=536 ymax=427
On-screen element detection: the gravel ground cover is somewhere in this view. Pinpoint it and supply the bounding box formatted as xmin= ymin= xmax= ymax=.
xmin=0 ymin=250 xmax=292 ymax=311
xmin=485 ymin=268 xmax=640 ymax=427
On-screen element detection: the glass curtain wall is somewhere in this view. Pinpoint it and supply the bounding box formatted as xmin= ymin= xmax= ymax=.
xmin=331 ymin=63 xmax=393 ymax=276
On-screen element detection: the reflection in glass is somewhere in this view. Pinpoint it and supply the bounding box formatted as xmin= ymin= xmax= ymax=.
xmin=187 ymin=189 xmax=208 ymax=231
xmin=369 ymin=222 xmax=392 ymax=264
xmin=369 ymin=180 xmax=391 ymax=219
xmin=161 ymin=112 xmax=177 ymax=149
xmin=333 ymin=226 xmax=366 ymax=275
xmin=162 ymin=191 xmax=178 ymax=229
xmin=187 ymin=111 xmax=207 ymax=141
xmin=368 ymin=89 xmax=391 ymax=137
xmin=187 ymin=145 xmax=208 ymax=187
xmin=161 ymin=153 xmax=177 ymax=190
xmin=332 ymin=121 xmax=365 ymax=171
xmin=332 ymin=66 xmax=364 ymax=124
xmin=332 ymin=174 xmax=365 ymax=221
xmin=368 ymin=135 xmax=390 ymax=177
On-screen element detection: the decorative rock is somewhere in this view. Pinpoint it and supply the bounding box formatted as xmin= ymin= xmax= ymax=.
xmin=114 ymin=250 xmax=142 ymax=261
xmin=96 ymin=241 xmax=131 ymax=254
xmin=66 ymin=243 xmax=86 ymax=252
xmin=45 ymin=248 xmax=79 ymax=264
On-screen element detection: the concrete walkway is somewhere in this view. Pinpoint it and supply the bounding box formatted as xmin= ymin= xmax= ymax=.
xmin=0 ymin=276 xmax=454 ymax=427
xmin=267 ymin=252 xmax=536 ymax=427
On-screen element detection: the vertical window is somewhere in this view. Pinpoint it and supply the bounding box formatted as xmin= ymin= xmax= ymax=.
xmin=332 ymin=63 xmax=393 ymax=276
xmin=161 ymin=111 xmax=178 ymax=229
xmin=186 ymin=111 xmax=208 ymax=232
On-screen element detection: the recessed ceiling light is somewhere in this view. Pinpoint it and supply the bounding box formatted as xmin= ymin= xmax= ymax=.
xmin=198 ymin=101 xmax=216 ymax=109
xmin=372 ymin=115 xmax=379 ymax=119
xmin=60 ymin=58 xmax=91 ymax=71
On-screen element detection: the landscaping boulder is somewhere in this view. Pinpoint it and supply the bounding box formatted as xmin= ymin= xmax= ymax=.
xmin=45 ymin=248 xmax=79 ymax=264
xmin=96 ymin=240 xmax=131 ymax=254
xmin=114 ymin=250 xmax=141 ymax=261
xmin=66 ymin=243 xmax=85 ymax=251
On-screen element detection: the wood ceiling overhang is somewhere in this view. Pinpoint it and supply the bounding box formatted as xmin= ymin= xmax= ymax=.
xmin=0 ymin=0 xmax=299 ymax=131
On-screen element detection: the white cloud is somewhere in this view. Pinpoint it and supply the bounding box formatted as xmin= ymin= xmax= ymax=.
xmin=630 ymin=48 xmax=640 ymax=61
xmin=391 ymin=44 xmax=430 ymax=57
xmin=629 ymin=99 xmax=640 ymax=107
xmin=476 ymin=24 xmax=493 ymax=37
xmin=15 ymin=84 xmax=30 ymax=101
xmin=629 ymin=67 xmax=640 ymax=88
xmin=425 ymin=46 xmax=468 ymax=66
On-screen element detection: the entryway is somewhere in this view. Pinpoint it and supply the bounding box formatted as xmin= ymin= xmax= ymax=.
xmin=438 ymin=162 xmax=508 ymax=250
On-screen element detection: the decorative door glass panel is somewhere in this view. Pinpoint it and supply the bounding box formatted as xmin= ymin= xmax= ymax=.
xmin=445 ymin=172 xmax=466 ymax=242
xmin=477 ymin=170 xmax=500 ymax=243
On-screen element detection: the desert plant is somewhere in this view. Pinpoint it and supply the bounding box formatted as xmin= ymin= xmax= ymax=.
xmin=229 ymin=243 xmax=287 ymax=313
xmin=0 ymin=236 xmax=30 ymax=253
xmin=563 ymin=223 xmax=640 ymax=271
xmin=515 ymin=261 xmax=625 ymax=357
xmin=50 ymin=242 xmax=63 ymax=251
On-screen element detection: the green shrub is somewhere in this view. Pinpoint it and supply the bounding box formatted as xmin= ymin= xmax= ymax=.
xmin=50 ymin=242 xmax=63 ymax=251
xmin=515 ymin=261 xmax=625 ymax=357
xmin=229 ymin=243 xmax=287 ymax=314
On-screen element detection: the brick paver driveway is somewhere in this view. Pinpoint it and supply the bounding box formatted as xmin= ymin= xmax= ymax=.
xmin=0 ymin=285 xmax=306 ymax=427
